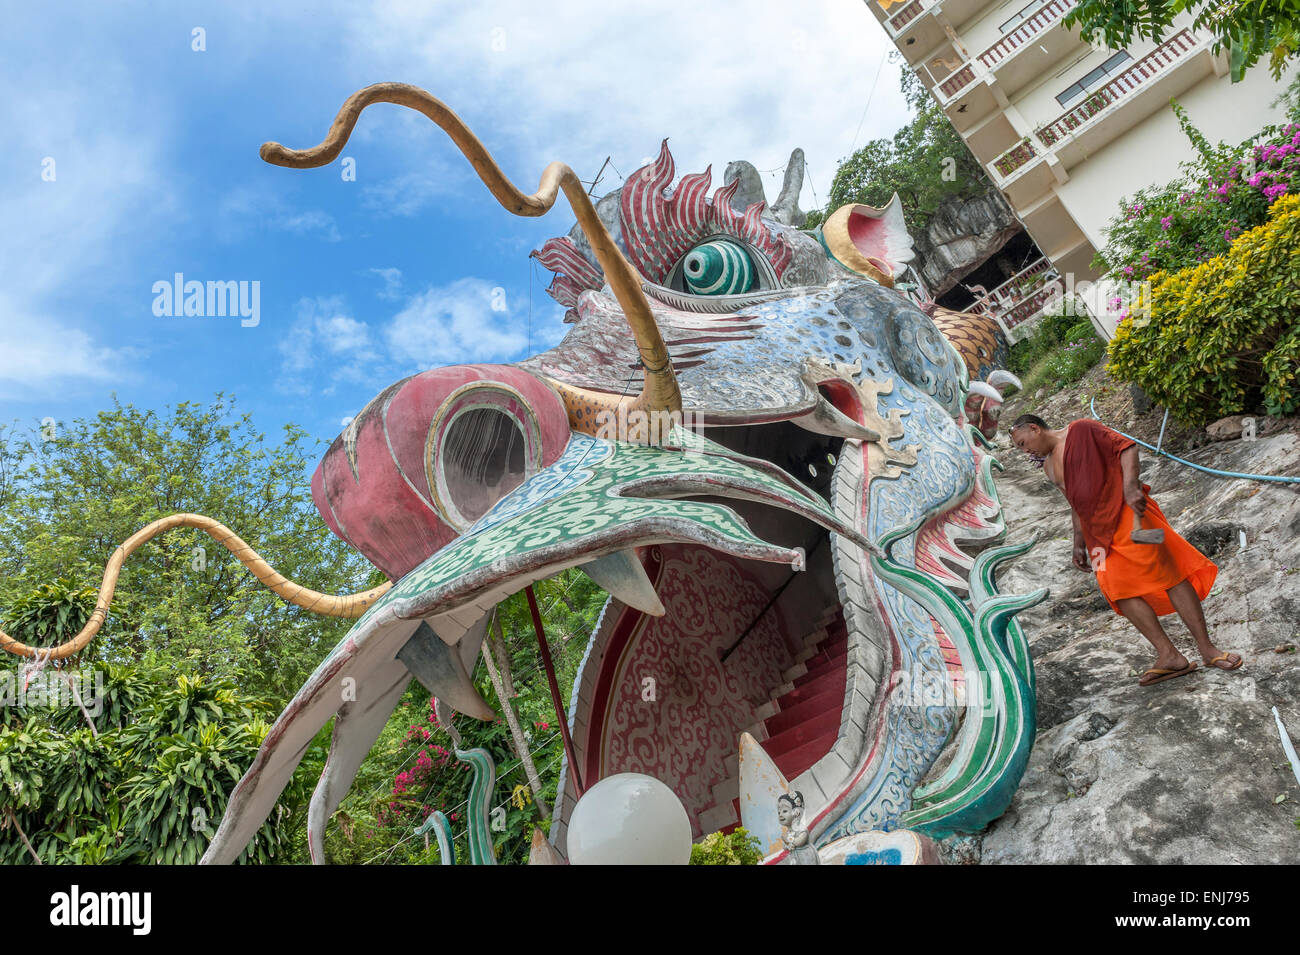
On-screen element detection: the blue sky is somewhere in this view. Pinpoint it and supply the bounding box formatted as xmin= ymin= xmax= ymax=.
xmin=0 ymin=0 xmax=908 ymax=458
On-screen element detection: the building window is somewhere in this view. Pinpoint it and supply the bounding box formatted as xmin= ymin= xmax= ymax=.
xmin=999 ymin=0 xmax=1045 ymax=34
xmin=1055 ymin=50 xmax=1132 ymax=108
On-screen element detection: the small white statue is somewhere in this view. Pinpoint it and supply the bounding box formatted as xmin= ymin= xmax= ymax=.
xmin=777 ymin=791 xmax=820 ymax=865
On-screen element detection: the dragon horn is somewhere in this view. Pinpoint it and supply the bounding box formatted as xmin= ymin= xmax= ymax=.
xmin=260 ymin=82 xmax=681 ymax=423
xmin=0 ymin=513 xmax=391 ymax=661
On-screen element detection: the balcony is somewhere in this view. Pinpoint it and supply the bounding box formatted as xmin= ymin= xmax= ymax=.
xmin=989 ymin=28 xmax=1211 ymax=200
xmin=977 ymin=0 xmax=1074 ymax=72
xmin=1034 ymin=29 xmax=1200 ymax=150
xmin=884 ymin=0 xmax=927 ymax=35
xmin=970 ymin=257 xmax=1062 ymax=339
xmin=873 ymin=0 xmax=947 ymax=64
xmin=993 ymin=139 xmax=1038 ymax=178
xmin=929 ymin=0 xmax=1086 ymax=124
xmin=937 ymin=63 xmax=977 ymax=99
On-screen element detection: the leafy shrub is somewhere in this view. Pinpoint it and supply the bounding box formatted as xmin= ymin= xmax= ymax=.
xmin=1007 ymin=305 xmax=1085 ymax=377
xmin=1041 ymin=335 xmax=1106 ymax=390
xmin=0 ymin=666 xmax=313 ymax=865
xmin=1 ymin=579 xmax=97 ymax=653
xmin=1007 ymin=307 xmax=1106 ymax=400
xmin=1096 ymin=104 xmax=1300 ymax=282
xmin=689 ymin=826 xmax=763 ymax=865
xmin=1108 ymin=193 xmax=1300 ymax=424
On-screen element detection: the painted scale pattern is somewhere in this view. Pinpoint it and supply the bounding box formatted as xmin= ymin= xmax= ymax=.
xmin=519 ymin=282 xmax=968 ymax=426
xmin=599 ymin=545 xmax=793 ymax=837
xmin=820 ymin=420 xmax=1043 ymax=840
xmin=816 ymin=378 xmax=975 ymax=842
xmin=930 ymin=307 xmax=1009 ymax=383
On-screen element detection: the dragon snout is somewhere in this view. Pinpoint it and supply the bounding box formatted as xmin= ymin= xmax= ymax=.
xmin=312 ymin=364 xmax=571 ymax=580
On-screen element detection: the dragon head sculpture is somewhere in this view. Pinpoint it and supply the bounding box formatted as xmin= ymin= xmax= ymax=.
xmin=2 ymin=82 xmax=1040 ymax=865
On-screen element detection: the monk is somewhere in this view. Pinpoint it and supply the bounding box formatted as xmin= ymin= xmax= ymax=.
xmin=1009 ymin=414 xmax=1243 ymax=686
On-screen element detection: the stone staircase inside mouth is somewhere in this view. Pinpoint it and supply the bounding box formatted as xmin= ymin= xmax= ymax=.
xmin=697 ymin=605 xmax=848 ymax=835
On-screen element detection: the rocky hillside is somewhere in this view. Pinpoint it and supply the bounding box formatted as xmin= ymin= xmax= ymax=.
xmin=911 ymin=189 xmax=1023 ymax=298
xmin=956 ymin=365 xmax=1300 ymax=864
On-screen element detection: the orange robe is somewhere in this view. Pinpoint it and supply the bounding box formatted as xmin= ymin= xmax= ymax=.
xmin=1093 ymin=493 xmax=1217 ymax=616
xmin=1062 ymin=420 xmax=1217 ymax=617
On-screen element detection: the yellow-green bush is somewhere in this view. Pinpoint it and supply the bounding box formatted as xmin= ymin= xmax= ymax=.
xmin=1107 ymin=193 xmax=1300 ymax=424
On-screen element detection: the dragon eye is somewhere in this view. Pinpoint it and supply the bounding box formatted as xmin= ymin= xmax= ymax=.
xmin=681 ymin=238 xmax=755 ymax=295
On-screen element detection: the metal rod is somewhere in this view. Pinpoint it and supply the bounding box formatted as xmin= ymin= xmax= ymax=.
xmin=587 ymin=156 xmax=610 ymax=196
xmin=720 ymin=532 xmax=825 ymax=664
xmin=1155 ymin=407 xmax=1170 ymax=453
xmin=525 ymin=585 xmax=585 ymax=799
xmin=1089 ymin=398 xmax=1300 ymax=484
xmin=1272 ymin=706 xmax=1300 ymax=788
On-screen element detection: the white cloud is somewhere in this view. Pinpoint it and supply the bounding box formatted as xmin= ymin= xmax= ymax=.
xmin=0 ymin=295 xmax=141 ymax=398
xmin=386 ymin=278 xmax=529 ymax=368
xmin=361 ymin=171 xmax=463 ymax=218
xmin=277 ymin=296 xmax=385 ymax=395
xmin=217 ymin=186 xmax=342 ymax=243
xmin=318 ymin=314 xmax=373 ymax=355
xmin=277 ymin=210 xmax=343 ymax=242
xmin=369 ymin=267 xmax=404 ymax=300
xmin=278 ymin=279 xmax=535 ymax=397
xmin=335 ymin=0 xmax=911 ymax=216
xmin=0 ymin=55 xmax=171 ymax=395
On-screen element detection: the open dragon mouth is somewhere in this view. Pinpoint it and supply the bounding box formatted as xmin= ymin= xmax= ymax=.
xmin=556 ymin=434 xmax=860 ymax=849
xmin=198 ymin=412 xmax=883 ymax=863
xmin=198 ymin=313 xmax=1038 ymax=866
xmin=539 ymin=413 xmax=1010 ymax=860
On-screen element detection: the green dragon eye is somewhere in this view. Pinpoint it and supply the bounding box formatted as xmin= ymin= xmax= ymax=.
xmin=681 ymin=238 xmax=755 ymax=295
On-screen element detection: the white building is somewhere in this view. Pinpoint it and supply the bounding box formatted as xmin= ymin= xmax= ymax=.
xmin=865 ymin=0 xmax=1293 ymax=337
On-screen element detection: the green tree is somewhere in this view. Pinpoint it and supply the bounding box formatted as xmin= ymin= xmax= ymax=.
xmin=1064 ymin=0 xmax=1300 ymax=82
xmin=817 ymin=55 xmax=993 ymax=234
xmin=0 ymin=394 xmax=373 ymax=702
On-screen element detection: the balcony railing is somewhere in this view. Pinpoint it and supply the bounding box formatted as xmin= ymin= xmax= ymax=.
xmin=993 ymin=139 xmax=1037 ymax=178
xmin=1034 ymin=29 xmax=1198 ymax=146
xmin=885 ymin=0 xmax=927 ymax=34
xmin=931 ymin=0 xmax=1075 ymax=104
xmin=977 ymin=0 xmax=1074 ymax=71
xmin=989 ymin=28 xmax=1200 ymax=182
xmin=1002 ymin=279 xmax=1065 ymax=329
xmin=938 ymin=63 xmax=977 ymax=98
xmin=972 ymin=261 xmax=1063 ymax=332
xmin=971 ymin=257 xmax=1056 ymax=316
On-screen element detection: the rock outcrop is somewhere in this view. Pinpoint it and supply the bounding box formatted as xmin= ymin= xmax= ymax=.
xmin=913 ymin=189 xmax=1024 ymax=298
xmin=962 ymin=374 xmax=1300 ymax=864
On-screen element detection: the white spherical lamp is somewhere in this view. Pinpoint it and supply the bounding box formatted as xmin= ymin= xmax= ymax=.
xmin=567 ymin=773 xmax=692 ymax=865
